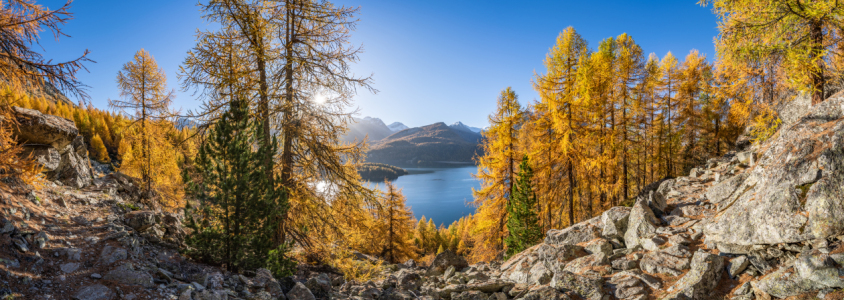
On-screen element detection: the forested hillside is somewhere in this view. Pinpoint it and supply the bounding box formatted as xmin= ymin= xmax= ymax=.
xmin=366 ymin=122 xmax=482 ymax=165
xmin=5 ymin=0 xmax=844 ymax=299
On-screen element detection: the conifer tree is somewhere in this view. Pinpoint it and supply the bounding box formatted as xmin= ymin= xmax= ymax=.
xmin=90 ymin=134 xmax=109 ymax=162
xmin=473 ymin=87 xmax=524 ymax=261
xmin=110 ymin=49 xmax=176 ymax=202
xmin=376 ymin=182 xmax=416 ymax=263
xmin=184 ymin=98 xmax=293 ymax=275
xmin=504 ymin=155 xmax=542 ymax=257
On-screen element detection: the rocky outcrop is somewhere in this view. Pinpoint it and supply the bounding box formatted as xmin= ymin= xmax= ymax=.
xmin=428 ymin=250 xmax=469 ymax=276
xmin=14 ymin=107 xmax=93 ymax=188
xmin=704 ymin=94 xmax=844 ymax=246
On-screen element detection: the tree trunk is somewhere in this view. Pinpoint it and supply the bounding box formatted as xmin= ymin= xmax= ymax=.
xmin=811 ymin=20 xmax=824 ymax=105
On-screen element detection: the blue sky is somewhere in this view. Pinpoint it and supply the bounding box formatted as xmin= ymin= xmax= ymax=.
xmin=38 ymin=0 xmax=718 ymax=128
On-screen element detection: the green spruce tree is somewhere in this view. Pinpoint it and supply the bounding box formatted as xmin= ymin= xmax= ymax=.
xmin=183 ymin=98 xmax=294 ymax=275
xmin=504 ymin=155 xmax=543 ymax=256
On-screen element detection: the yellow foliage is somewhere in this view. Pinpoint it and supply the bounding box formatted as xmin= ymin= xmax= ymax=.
xmin=90 ymin=134 xmax=110 ymax=163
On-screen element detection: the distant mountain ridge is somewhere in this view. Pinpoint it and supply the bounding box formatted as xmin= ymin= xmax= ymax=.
xmin=341 ymin=116 xmax=393 ymax=143
xmin=366 ymin=122 xmax=483 ymax=165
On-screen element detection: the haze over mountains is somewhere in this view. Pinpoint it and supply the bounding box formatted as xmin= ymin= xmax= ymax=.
xmin=343 ymin=117 xmax=485 ymax=165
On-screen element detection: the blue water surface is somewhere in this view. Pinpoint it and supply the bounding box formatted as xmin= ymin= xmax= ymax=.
xmin=370 ymin=165 xmax=480 ymax=226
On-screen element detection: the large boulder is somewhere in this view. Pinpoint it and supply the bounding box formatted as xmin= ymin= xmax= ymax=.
xmin=664 ymin=251 xmax=724 ymax=299
xmin=13 ymin=106 xmax=78 ymax=149
xmin=600 ymin=207 xmax=631 ymax=240
xmin=624 ymin=198 xmax=659 ymax=249
xmin=427 ymin=250 xmax=468 ymax=276
xmin=14 ymin=107 xmax=93 ymax=188
xmin=55 ymin=135 xmax=94 ymax=188
xmin=73 ymin=284 xmax=115 ymax=300
xmin=550 ymin=271 xmax=606 ymax=300
xmin=499 ymin=243 xmax=584 ymax=284
xmin=753 ymin=251 xmax=844 ymax=298
xmin=545 ymin=216 xmax=602 ymax=245
xmin=124 ymin=211 xmax=157 ymax=233
xmin=704 ymin=94 xmax=844 ymax=246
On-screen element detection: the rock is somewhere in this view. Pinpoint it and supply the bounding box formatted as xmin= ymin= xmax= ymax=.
xmin=102 ymin=264 xmax=154 ymax=288
xmin=611 ymin=256 xmax=638 ymax=271
xmin=72 ymin=284 xmax=115 ymax=300
xmin=61 ymin=262 xmax=80 ymax=273
xmin=428 ymin=250 xmax=468 ymax=276
xmin=659 ymin=245 xmax=691 ymax=260
xmin=55 ymin=135 xmax=94 ymax=188
xmin=305 ymin=274 xmax=331 ymax=298
xmin=98 ymin=245 xmax=127 ymax=265
xmin=728 ymin=256 xmax=750 ymax=278
xmin=583 ymin=238 xmax=613 ymax=256
xmin=281 ymin=281 xmax=313 ymax=300
xmin=704 ymin=173 xmax=749 ymax=205
xmin=203 ymin=272 xmax=224 ymax=290
xmin=91 ymin=273 xmax=102 ymax=279
xmin=704 ymin=95 xmax=844 ymax=246
xmin=736 ymin=151 xmax=756 ymax=167
xmin=639 ymin=251 xmax=690 ymax=276
xmin=609 ymin=273 xmax=647 ymax=300
xmin=624 ymin=198 xmax=659 ymax=249
xmin=520 ymin=285 xmax=573 ymax=300
xmin=253 ymin=268 xmax=284 ymax=297
xmin=545 ymin=216 xmax=602 ymax=245
xmin=550 ymin=271 xmax=605 ymax=300
xmin=21 ymin=145 xmax=61 ymax=173
xmin=124 ymin=211 xmax=157 ymax=232
xmin=402 ymin=259 xmax=416 ymax=268
xmin=12 ymin=106 xmax=78 ymax=149
xmin=562 ymin=253 xmax=608 ymax=275
xmin=499 ymin=243 xmax=583 ymax=284
xmin=194 ymin=289 xmax=228 ymax=300
xmin=451 ymin=290 xmax=487 ymax=300
xmin=600 ymin=207 xmax=631 ymax=239
xmin=665 ymin=251 xmax=724 ymax=299
xmin=640 ymin=236 xmax=666 ymax=251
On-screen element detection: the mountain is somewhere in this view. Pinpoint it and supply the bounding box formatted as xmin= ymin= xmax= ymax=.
xmin=448 ymin=121 xmax=484 ymax=144
xmin=449 ymin=121 xmax=483 ymax=133
xmin=341 ymin=116 xmax=394 ymax=143
xmin=387 ymin=122 xmax=408 ymax=132
xmin=366 ymin=122 xmax=483 ymax=165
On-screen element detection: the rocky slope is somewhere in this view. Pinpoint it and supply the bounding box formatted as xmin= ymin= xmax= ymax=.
xmin=5 ymin=93 xmax=844 ymax=300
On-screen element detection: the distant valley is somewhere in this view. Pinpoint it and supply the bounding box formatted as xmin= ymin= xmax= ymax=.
xmin=342 ymin=117 xmax=485 ymax=165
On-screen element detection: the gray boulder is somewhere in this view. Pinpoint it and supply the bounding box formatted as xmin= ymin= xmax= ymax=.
xmin=73 ymin=284 xmax=115 ymax=300
xmin=124 ymin=211 xmax=157 ymax=232
xmin=102 ymin=263 xmax=154 ymax=287
xmin=286 ymin=282 xmax=316 ymax=300
xmin=704 ymin=94 xmax=844 ymax=246
xmin=624 ymin=198 xmax=659 ymax=249
xmin=600 ymin=207 xmax=631 ymax=240
xmin=664 ymin=251 xmax=724 ymax=299
xmin=639 ymin=251 xmax=689 ymax=276
xmin=550 ymin=271 xmax=605 ymax=300
xmin=428 ymin=250 xmax=468 ymax=276
xmin=13 ymin=106 xmax=78 ymax=149
xmin=545 ymin=216 xmax=602 ymax=245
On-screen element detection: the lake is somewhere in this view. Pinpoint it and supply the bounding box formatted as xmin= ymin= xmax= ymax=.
xmin=369 ymin=165 xmax=480 ymax=226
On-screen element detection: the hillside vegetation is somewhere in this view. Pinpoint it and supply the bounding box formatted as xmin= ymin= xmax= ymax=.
xmin=367 ymin=122 xmax=482 ymax=165
xmin=356 ymin=163 xmax=409 ymax=181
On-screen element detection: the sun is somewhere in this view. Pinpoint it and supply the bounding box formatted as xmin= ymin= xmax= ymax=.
xmin=313 ymin=93 xmax=327 ymax=105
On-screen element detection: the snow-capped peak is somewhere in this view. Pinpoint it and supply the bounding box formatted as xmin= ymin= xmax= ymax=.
xmin=449 ymin=121 xmax=483 ymax=133
xmin=388 ymin=122 xmax=409 ymax=132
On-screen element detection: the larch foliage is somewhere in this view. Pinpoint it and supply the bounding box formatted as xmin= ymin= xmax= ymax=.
xmin=472 ymin=87 xmax=524 ymax=262
xmin=701 ymin=0 xmax=844 ymax=105
xmin=110 ymin=49 xmax=182 ymax=208
xmin=376 ymin=182 xmax=416 ymax=263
